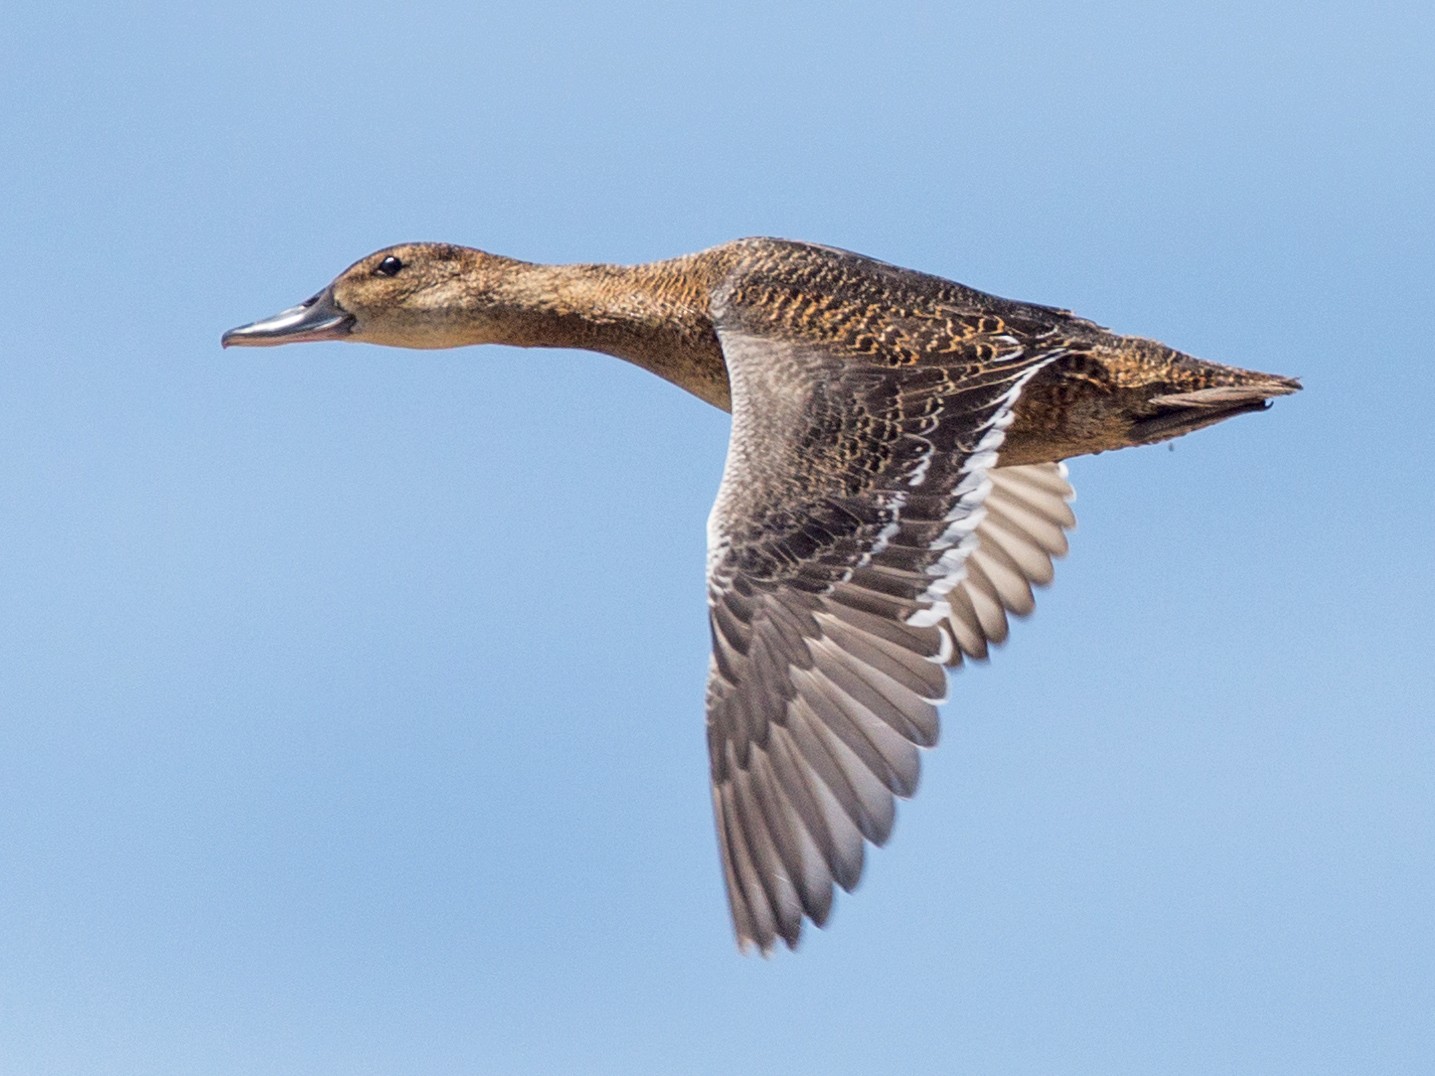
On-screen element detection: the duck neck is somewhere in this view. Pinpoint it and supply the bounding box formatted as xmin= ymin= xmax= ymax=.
xmin=475 ymin=255 xmax=733 ymax=410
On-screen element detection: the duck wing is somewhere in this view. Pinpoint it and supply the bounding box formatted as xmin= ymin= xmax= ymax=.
xmin=944 ymin=462 xmax=1075 ymax=666
xmin=704 ymin=265 xmax=1068 ymax=952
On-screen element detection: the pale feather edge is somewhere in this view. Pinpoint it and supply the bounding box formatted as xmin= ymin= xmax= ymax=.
xmin=905 ymin=361 xmax=1063 ymax=629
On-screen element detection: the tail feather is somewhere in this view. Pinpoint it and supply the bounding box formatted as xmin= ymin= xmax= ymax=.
xmin=1147 ymin=380 xmax=1301 ymax=410
xmin=1131 ymin=376 xmax=1301 ymax=444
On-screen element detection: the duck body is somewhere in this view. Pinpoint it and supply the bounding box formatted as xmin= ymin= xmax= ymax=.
xmin=227 ymin=237 xmax=1296 ymax=458
xmin=223 ymin=237 xmax=1299 ymax=953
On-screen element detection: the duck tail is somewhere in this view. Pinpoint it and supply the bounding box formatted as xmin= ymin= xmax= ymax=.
xmin=1129 ymin=372 xmax=1301 ymax=444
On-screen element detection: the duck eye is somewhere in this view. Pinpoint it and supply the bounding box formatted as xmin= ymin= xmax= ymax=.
xmin=375 ymin=255 xmax=404 ymax=277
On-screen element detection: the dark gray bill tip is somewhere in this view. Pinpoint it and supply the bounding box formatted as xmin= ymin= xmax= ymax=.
xmin=221 ymin=288 xmax=355 ymax=348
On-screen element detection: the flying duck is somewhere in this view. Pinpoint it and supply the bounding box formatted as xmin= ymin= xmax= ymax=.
xmin=223 ymin=237 xmax=1300 ymax=953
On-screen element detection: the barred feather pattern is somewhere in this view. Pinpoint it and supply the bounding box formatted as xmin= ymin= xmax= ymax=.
xmin=704 ymin=256 xmax=1069 ymax=951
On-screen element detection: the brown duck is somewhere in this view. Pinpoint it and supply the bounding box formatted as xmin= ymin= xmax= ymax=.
xmin=223 ymin=237 xmax=1299 ymax=953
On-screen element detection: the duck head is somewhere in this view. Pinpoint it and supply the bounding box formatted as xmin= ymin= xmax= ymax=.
xmin=222 ymin=243 xmax=522 ymax=350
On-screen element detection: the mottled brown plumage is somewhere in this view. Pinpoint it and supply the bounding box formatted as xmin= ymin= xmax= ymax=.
xmin=223 ymin=236 xmax=1299 ymax=954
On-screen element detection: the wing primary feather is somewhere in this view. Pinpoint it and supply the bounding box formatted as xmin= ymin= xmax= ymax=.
xmin=771 ymin=723 xmax=866 ymax=891
xmin=766 ymin=725 xmax=849 ymax=901
xmin=713 ymin=781 xmax=760 ymax=951
xmin=791 ymin=665 xmax=920 ymax=796
xmin=718 ymin=776 xmax=780 ymax=953
xmin=786 ymin=695 xmax=895 ymax=846
xmin=746 ymin=749 xmax=831 ymax=926
xmin=731 ymin=764 xmax=805 ymax=948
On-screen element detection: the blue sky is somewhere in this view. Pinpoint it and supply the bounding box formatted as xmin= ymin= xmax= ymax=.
xmin=2 ymin=1 xmax=1432 ymax=1072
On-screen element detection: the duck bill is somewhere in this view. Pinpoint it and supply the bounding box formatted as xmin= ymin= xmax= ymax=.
xmin=221 ymin=288 xmax=355 ymax=347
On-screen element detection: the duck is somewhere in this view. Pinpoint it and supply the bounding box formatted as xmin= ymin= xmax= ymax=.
xmin=223 ymin=236 xmax=1300 ymax=954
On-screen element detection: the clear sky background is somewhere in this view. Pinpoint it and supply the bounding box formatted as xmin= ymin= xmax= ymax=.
xmin=2 ymin=2 xmax=1431 ymax=1073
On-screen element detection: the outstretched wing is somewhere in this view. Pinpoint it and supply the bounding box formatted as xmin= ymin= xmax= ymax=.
xmin=705 ymin=264 xmax=1066 ymax=952
xmin=944 ymin=462 xmax=1075 ymax=666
